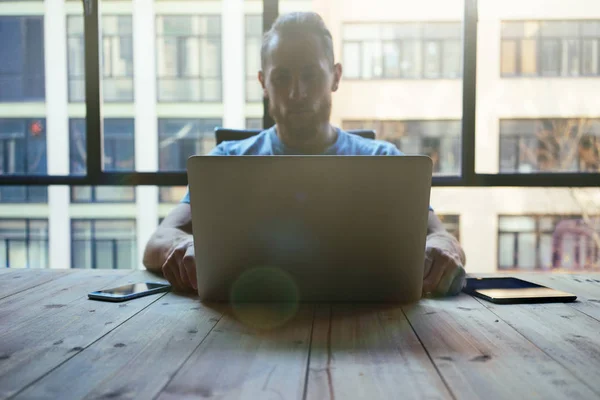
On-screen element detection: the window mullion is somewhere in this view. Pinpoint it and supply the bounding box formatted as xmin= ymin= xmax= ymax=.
xmin=83 ymin=0 xmax=103 ymax=184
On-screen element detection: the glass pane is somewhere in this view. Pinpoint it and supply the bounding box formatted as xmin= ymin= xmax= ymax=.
xmin=156 ymin=15 xmax=222 ymax=102
xmin=95 ymin=240 xmax=114 ymax=269
xmin=158 ymin=119 xmax=221 ymax=171
xmin=498 ymin=118 xmax=600 ymax=173
xmin=341 ymin=120 xmax=461 ymax=176
xmin=498 ymin=233 xmax=515 ymax=268
xmin=343 ymin=43 xmax=361 ymax=78
xmin=521 ymin=39 xmax=538 ymax=75
xmin=7 ymin=240 xmax=27 ymax=269
xmin=423 ymin=41 xmax=441 ymax=78
xmin=541 ymin=39 xmax=560 ymax=76
xmin=28 ymin=240 xmax=48 ymax=269
xmin=0 ymin=16 xmax=45 ymax=102
xmin=116 ymin=240 xmax=136 ymax=269
xmin=539 ymin=234 xmax=553 ymax=268
xmin=499 ymin=216 xmax=536 ymax=232
xmin=517 ymin=233 xmax=536 ymax=269
xmin=582 ymin=39 xmax=599 ymax=75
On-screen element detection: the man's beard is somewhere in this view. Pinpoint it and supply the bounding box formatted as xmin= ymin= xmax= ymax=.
xmin=270 ymin=99 xmax=332 ymax=145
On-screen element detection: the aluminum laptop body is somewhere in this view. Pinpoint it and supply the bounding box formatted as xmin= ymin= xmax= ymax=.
xmin=187 ymin=156 xmax=432 ymax=303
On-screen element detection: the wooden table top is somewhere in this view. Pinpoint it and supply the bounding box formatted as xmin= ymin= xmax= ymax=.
xmin=1 ymin=269 xmax=600 ymax=400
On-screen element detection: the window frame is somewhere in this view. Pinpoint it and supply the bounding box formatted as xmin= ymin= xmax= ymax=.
xmin=0 ymin=0 xmax=598 ymax=191
xmin=341 ymin=21 xmax=463 ymax=81
xmin=501 ymin=20 xmax=600 ymax=78
xmin=498 ymin=214 xmax=600 ymax=270
xmin=0 ymin=218 xmax=49 ymax=269
xmin=70 ymin=218 xmax=136 ymax=270
xmin=155 ymin=14 xmax=223 ymax=103
xmin=66 ymin=14 xmax=135 ymax=103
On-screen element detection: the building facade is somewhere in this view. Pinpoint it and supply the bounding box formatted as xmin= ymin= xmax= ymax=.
xmin=0 ymin=0 xmax=599 ymax=273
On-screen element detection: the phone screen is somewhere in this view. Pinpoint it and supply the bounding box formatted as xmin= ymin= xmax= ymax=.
xmin=95 ymin=283 xmax=169 ymax=296
xmin=464 ymin=277 xmax=576 ymax=302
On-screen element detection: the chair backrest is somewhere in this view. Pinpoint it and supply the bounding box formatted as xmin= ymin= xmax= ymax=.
xmin=215 ymin=127 xmax=375 ymax=145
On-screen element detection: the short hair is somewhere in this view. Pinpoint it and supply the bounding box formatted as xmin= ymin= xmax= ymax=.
xmin=260 ymin=12 xmax=335 ymax=69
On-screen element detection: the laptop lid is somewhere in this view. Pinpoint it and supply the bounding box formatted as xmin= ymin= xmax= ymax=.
xmin=187 ymin=156 xmax=432 ymax=303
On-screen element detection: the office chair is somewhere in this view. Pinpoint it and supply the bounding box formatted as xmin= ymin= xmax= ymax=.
xmin=215 ymin=127 xmax=376 ymax=145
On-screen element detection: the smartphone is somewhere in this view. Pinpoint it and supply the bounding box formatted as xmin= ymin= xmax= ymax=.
xmin=88 ymin=282 xmax=171 ymax=302
xmin=462 ymin=277 xmax=577 ymax=304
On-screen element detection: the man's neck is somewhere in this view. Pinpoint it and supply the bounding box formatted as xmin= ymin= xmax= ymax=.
xmin=275 ymin=123 xmax=338 ymax=154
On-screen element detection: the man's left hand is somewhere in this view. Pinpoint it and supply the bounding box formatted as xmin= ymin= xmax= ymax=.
xmin=422 ymin=233 xmax=466 ymax=297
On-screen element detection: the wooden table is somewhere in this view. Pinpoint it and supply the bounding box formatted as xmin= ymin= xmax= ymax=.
xmin=1 ymin=269 xmax=600 ymax=400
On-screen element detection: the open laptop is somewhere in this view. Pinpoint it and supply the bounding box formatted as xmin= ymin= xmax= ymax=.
xmin=187 ymin=156 xmax=432 ymax=303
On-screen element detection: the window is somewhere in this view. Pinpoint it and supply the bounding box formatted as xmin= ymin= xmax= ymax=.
xmin=501 ymin=20 xmax=600 ymax=77
xmin=156 ymin=15 xmax=222 ymax=102
xmin=498 ymin=215 xmax=600 ymax=270
xmin=343 ymin=120 xmax=461 ymax=175
xmin=67 ymin=15 xmax=134 ymax=102
xmin=0 ymin=16 xmax=45 ymax=102
xmin=246 ymin=15 xmax=262 ymax=102
xmin=71 ymin=219 xmax=136 ymax=270
xmin=158 ymin=118 xmax=221 ymax=201
xmin=0 ymin=119 xmax=47 ymax=203
xmin=158 ymin=118 xmax=221 ymax=171
xmin=438 ymin=215 xmax=460 ymax=241
xmin=499 ymin=119 xmax=600 ymax=173
xmin=0 ymin=219 xmax=48 ymax=269
xmin=69 ymin=119 xmax=135 ymax=202
xmin=342 ymin=22 xmax=462 ymax=80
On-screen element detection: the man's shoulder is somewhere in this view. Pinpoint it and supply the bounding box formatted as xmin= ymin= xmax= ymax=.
xmin=339 ymin=129 xmax=403 ymax=156
xmin=210 ymin=129 xmax=272 ymax=155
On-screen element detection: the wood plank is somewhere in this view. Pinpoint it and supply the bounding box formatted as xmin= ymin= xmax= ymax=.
xmin=0 ymin=269 xmax=70 ymax=301
xmin=403 ymin=294 xmax=599 ymax=400
xmin=12 ymin=293 xmax=223 ymax=400
xmin=156 ymin=304 xmax=315 ymax=400
xmin=470 ymin=294 xmax=600 ymax=396
xmin=522 ymin=274 xmax=600 ymax=322
xmin=0 ymin=270 xmax=133 ymax=335
xmin=305 ymin=304 xmax=451 ymax=400
xmin=0 ymin=270 xmax=167 ymax=400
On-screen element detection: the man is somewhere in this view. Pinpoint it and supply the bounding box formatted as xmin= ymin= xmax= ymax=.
xmin=143 ymin=11 xmax=466 ymax=297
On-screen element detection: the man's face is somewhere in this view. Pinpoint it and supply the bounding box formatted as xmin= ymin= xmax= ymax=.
xmin=259 ymin=33 xmax=342 ymax=144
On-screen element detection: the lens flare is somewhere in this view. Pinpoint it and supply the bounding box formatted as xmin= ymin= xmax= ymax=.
xmin=229 ymin=266 xmax=300 ymax=330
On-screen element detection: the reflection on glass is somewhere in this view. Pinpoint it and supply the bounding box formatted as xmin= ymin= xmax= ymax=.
xmin=498 ymin=215 xmax=600 ymax=271
xmin=343 ymin=120 xmax=461 ymax=175
xmin=158 ymin=118 xmax=222 ymax=171
xmin=500 ymin=119 xmax=600 ymax=173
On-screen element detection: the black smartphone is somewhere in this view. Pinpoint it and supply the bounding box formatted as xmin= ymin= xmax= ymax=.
xmin=462 ymin=277 xmax=577 ymax=304
xmin=88 ymin=282 xmax=171 ymax=302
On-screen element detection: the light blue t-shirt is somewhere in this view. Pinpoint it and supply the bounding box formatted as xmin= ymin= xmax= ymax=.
xmin=181 ymin=126 xmax=412 ymax=204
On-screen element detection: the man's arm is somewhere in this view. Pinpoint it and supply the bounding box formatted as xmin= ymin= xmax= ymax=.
xmin=143 ymin=203 xmax=197 ymax=291
xmin=423 ymin=210 xmax=467 ymax=296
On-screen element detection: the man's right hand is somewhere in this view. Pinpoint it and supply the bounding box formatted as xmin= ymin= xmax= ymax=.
xmin=161 ymin=238 xmax=197 ymax=292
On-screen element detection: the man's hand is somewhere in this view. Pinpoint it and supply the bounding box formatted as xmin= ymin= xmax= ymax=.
xmin=161 ymin=238 xmax=197 ymax=292
xmin=422 ymin=233 xmax=466 ymax=297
